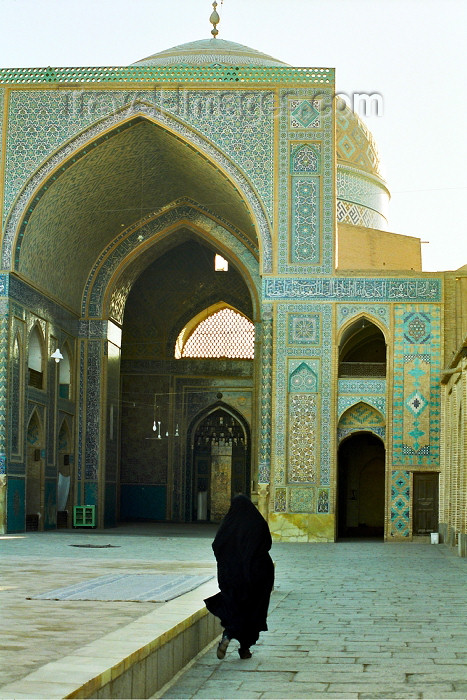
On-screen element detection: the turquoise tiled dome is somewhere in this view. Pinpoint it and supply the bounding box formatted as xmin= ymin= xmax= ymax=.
xmin=133 ymin=38 xmax=288 ymax=67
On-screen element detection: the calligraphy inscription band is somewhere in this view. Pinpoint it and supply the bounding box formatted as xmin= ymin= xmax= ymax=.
xmin=264 ymin=278 xmax=441 ymax=302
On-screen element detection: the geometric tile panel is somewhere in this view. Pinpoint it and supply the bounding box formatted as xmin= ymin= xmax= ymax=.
xmin=337 ymin=199 xmax=387 ymax=230
xmin=278 ymin=87 xmax=334 ymax=276
xmin=403 ymin=311 xmax=432 ymax=344
xmin=276 ymin=302 xmax=333 ymax=487
xmin=288 ymin=393 xmax=317 ymax=483
xmin=289 ymin=487 xmax=314 ymax=513
xmin=393 ymin=305 xmax=441 ymax=467
xmin=287 ymin=312 xmax=320 ymax=345
xmin=390 ymin=470 xmax=410 ymax=537
xmin=289 ymin=99 xmax=320 ymax=129
xmin=290 ymin=143 xmax=320 ymax=174
xmin=403 ymin=355 xmax=431 ymax=455
xmin=317 ymin=487 xmax=330 ymax=513
xmin=274 ymin=487 xmax=287 ymax=512
xmin=291 ymin=177 xmax=320 ymax=263
xmin=289 ymin=360 xmax=319 ymax=393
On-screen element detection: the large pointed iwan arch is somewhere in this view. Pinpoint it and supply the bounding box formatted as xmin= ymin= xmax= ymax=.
xmin=4 ymin=105 xmax=273 ymax=285
xmin=4 ymin=101 xmax=266 ymax=529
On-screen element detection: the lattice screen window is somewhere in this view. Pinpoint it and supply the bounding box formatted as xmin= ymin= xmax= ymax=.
xmin=177 ymin=308 xmax=254 ymax=359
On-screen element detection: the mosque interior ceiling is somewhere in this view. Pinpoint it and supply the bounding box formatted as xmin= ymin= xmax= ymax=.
xmin=16 ymin=118 xmax=257 ymax=312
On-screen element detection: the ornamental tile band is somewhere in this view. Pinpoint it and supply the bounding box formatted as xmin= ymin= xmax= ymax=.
xmin=391 ymin=470 xmax=410 ymax=537
xmin=0 ymin=65 xmax=334 ymax=85
xmin=338 ymin=379 xmax=386 ymax=394
xmin=264 ymin=278 xmax=442 ymax=301
xmin=337 ymin=200 xmax=387 ymax=230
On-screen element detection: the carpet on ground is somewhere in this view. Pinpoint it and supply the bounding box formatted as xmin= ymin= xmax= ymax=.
xmin=27 ymin=573 xmax=214 ymax=602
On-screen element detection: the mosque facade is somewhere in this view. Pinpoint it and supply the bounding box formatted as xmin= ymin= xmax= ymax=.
xmin=0 ymin=20 xmax=465 ymax=547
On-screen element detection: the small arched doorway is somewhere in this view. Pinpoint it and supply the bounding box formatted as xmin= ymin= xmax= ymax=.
xmin=57 ymin=418 xmax=73 ymax=528
xmin=26 ymin=410 xmax=43 ymax=531
xmin=189 ymin=405 xmax=250 ymax=523
xmin=338 ymin=432 xmax=385 ymax=538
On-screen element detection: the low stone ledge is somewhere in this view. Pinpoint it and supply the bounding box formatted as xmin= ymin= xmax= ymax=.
xmin=0 ymin=580 xmax=221 ymax=700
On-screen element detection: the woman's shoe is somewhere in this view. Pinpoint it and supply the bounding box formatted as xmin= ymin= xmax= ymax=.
xmin=216 ymin=633 xmax=230 ymax=659
xmin=238 ymin=647 xmax=252 ymax=659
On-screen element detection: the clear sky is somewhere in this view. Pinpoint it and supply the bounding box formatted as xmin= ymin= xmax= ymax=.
xmin=1 ymin=0 xmax=466 ymax=272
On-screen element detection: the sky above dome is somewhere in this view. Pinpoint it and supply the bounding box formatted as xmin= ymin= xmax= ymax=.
xmin=0 ymin=0 xmax=466 ymax=272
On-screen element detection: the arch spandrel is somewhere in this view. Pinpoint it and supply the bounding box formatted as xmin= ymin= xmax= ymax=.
xmin=337 ymin=401 xmax=386 ymax=442
xmin=84 ymin=205 xmax=261 ymax=324
xmin=5 ymin=106 xmax=272 ymax=313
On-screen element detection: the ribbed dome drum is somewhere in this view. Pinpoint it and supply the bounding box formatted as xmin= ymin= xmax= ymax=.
xmin=133 ymin=38 xmax=288 ymax=67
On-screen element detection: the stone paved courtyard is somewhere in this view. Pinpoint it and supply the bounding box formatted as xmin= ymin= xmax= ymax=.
xmin=160 ymin=538 xmax=467 ymax=699
xmin=2 ymin=526 xmax=467 ymax=699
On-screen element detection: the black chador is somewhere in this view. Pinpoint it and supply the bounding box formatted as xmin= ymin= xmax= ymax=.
xmin=204 ymin=494 xmax=274 ymax=660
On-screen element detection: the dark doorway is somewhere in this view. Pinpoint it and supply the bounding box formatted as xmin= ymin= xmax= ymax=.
xmin=413 ymin=472 xmax=439 ymax=534
xmin=338 ymin=432 xmax=385 ymax=538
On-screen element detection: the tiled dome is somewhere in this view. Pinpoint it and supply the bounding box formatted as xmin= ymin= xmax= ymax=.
xmin=336 ymin=103 xmax=390 ymax=229
xmin=133 ymin=38 xmax=288 ymax=67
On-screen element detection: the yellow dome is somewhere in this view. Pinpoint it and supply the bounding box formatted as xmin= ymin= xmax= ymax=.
xmin=336 ymin=101 xmax=382 ymax=179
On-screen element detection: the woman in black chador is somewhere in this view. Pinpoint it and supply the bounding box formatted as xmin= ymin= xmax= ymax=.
xmin=204 ymin=494 xmax=274 ymax=660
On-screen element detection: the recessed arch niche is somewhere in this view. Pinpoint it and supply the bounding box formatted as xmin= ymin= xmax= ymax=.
xmin=338 ymin=316 xmax=387 ymax=378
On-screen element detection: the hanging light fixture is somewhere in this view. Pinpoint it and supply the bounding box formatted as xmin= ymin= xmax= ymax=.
xmin=51 ymin=349 xmax=64 ymax=363
xmin=147 ymin=394 xmax=179 ymax=440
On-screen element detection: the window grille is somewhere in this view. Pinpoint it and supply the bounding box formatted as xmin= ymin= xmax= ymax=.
xmin=181 ymin=308 xmax=254 ymax=359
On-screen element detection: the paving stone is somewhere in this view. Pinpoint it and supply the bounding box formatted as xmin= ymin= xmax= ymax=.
xmin=357 ymin=692 xmax=422 ymax=699
xmin=409 ymin=667 xmax=467 ymax=681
